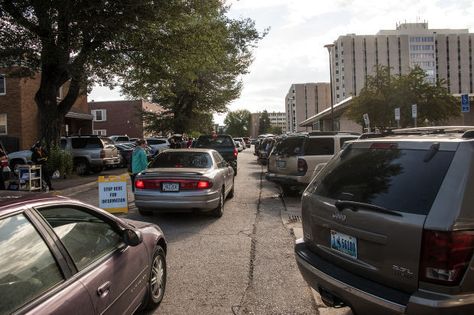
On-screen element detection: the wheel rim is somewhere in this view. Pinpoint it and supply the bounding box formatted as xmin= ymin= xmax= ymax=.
xmin=150 ymin=254 xmax=165 ymax=300
xmin=76 ymin=162 xmax=87 ymax=175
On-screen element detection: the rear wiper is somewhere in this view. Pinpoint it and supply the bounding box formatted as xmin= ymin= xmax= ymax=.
xmin=334 ymin=200 xmax=401 ymax=216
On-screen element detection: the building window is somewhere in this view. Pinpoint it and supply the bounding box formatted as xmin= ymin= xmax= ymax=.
xmin=0 ymin=75 xmax=5 ymax=95
xmin=93 ymin=129 xmax=107 ymax=136
xmin=92 ymin=109 xmax=107 ymax=122
xmin=0 ymin=114 xmax=7 ymax=134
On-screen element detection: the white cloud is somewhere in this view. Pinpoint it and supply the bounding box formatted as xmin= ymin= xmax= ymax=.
xmin=93 ymin=0 xmax=474 ymax=125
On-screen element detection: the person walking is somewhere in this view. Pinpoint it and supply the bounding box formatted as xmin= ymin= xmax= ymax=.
xmin=130 ymin=139 xmax=148 ymax=192
xmin=31 ymin=142 xmax=53 ymax=191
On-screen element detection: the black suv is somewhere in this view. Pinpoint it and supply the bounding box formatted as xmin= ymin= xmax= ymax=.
xmin=193 ymin=134 xmax=238 ymax=175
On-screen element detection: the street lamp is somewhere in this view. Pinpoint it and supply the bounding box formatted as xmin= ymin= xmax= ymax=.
xmin=324 ymin=43 xmax=335 ymax=131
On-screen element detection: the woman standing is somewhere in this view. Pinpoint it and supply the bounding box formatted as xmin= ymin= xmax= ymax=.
xmin=130 ymin=139 xmax=148 ymax=191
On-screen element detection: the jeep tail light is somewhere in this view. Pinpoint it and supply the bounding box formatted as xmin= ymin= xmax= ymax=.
xmin=297 ymin=158 xmax=307 ymax=174
xmin=100 ymin=149 xmax=106 ymax=158
xmin=420 ymin=230 xmax=474 ymax=286
xmin=233 ymin=148 xmax=238 ymax=157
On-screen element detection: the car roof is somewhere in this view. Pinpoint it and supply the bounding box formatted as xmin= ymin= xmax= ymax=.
xmin=358 ymin=126 xmax=474 ymax=142
xmin=0 ymin=192 xmax=73 ymax=216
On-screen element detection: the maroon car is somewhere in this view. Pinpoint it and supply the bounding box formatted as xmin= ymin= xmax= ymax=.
xmin=0 ymin=192 xmax=167 ymax=314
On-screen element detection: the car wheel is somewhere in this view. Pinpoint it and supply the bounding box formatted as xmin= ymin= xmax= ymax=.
xmin=233 ymin=166 xmax=238 ymax=176
xmin=212 ymin=189 xmax=224 ymax=218
xmin=227 ymin=179 xmax=234 ymax=199
xmin=75 ymin=159 xmax=89 ymax=176
xmin=138 ymin=207 xmax=153 ymax=216
xmin=143 ymin=246 xmax=166 ymax=310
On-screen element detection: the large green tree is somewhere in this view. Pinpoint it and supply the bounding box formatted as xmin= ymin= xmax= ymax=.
xmin=224 ymin=109 xmax=250 ymax=136
xmin=120 ymin=0 xmax=265 ymax=134
xmin=347 ymin=65 xmax=459 ymax=129
xmin=0 ymin=0 xmax=176 ymax=148
xmin=258 ymin=110 xmax=271 ymax=134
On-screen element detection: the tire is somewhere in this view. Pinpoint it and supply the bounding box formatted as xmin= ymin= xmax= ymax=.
xmin=212 ymin=189 xmax=225 ymax=218
xmin=138 ymin=207 xmax=153 ymax=216
xmin=75 ymin=159 xmax=89 ymax=176
xmin=142 ymin=246 xmax=166 ymax=310
xmin=227 ymin=179 xmax=234 ymax=199
xmin=232 ymin=166 xmax=238 ymax=176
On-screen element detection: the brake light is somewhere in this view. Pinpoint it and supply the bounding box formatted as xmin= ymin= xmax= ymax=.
xmin=370 ymin=143 xmax=398 ymax=150
xmin=297 ymin=158 xmax=307 ymax=174
xmin=135 ymin=180 xmax=145 ymax=189
xmin=420 ymin=230 xmax=474 ymax=286
xmin=135 ymin=179 xmax=213 ymax=190
xmin=234 ymin=148 xmax=238 ymax=157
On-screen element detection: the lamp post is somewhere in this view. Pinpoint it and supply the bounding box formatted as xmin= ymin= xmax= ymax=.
xmin=324 ymin=43 xmax=335 ymax=131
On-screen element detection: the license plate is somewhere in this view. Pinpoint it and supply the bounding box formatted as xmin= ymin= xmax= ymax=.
xmin=162 ymin=182 xmax=179 ymax=192
xmin=330 ymin=230 xmax=357 ymax=258
xmin=276 ymin=160 xmax=286 ymax=168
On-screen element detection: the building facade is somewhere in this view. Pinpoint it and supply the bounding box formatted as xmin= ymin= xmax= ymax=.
xmin=89 ymin=100 xmax=163 ymax=138
xmin=285 ymin=83 xmax=331 ymax=133
xmin=0 ymin=72 xmax=91 ymax=151
xmin=328 ymin=22 xmax=474 ymax=105
xmin=268 ymin=112 xmax=286 ymax=133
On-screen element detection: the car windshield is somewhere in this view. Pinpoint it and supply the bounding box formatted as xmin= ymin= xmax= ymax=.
xmin=195 ymin=136 xmax=233 ymax=148
xmin=151 ymin=152 xmax=212 ymax=168
xmin=311 ymin=146 xmax=455 ymax=215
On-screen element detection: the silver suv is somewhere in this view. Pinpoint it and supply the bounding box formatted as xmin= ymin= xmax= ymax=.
xmin=295 ymin=126 xmax=474 ymax=315
xmin=266 ymin=132 xmax=359 ymax=192
xmin=60 ymin=136 xmax=120 ymax=175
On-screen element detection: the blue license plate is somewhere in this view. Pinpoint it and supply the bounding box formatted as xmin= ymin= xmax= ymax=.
xmin=330 ymin=230 xmax=357 ymax=258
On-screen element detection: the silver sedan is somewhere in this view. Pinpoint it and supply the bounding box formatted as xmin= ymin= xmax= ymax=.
xmin=134 ymin=149 xmax=235 ymax=217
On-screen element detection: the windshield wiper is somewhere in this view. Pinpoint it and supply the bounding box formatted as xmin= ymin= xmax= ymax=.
xmin=335 ymin=200 xmax=401 ymax=216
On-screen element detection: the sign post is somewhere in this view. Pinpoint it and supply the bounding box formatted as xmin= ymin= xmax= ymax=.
xmin=461 ymin=94 xmax=470 ymax=113
xmin=362 ymin=113 xmax=370 ymax=133
xmin=394 ymin=107 xmax=400 ymax=128
xmin=98 ymin=175 xmax=129 ymax=213
xmin=411 ymin=104 xmax=417 ymax=128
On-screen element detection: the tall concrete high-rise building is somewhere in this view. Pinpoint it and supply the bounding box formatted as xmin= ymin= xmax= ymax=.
xmin=327 ymin=22 xmax=474 ymax=104
xmin=285 ymin=83 xmax=330 ymax=133
xmin=249 ymin=111 xmax=287 ymax=137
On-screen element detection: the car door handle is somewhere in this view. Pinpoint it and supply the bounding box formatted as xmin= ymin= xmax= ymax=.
xmin=97 ymin=281 xmax=112 ymax=297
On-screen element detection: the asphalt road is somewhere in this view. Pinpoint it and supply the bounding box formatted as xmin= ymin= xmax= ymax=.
xmin=68 ymin=148 xmax=352 ymax=315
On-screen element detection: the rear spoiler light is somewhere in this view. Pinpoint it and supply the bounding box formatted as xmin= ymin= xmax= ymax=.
xmin=135 ymin=179 xmax=213 ymax=190
xmin=420 ymin=230 xmax=474 ymax=286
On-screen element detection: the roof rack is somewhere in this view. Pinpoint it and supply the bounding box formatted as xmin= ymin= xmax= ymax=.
xmin=307 ymin=131 xmax=361 ymax=136
xmin=359 ymin=126 xmax=474 ymax=139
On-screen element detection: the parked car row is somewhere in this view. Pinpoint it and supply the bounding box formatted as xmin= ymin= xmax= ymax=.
xmin=290 ymin=126 xmax=474 ymax=315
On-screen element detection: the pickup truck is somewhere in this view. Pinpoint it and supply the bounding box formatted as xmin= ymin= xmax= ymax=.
xmin=193 ymin=134 xmax=238 ymax=175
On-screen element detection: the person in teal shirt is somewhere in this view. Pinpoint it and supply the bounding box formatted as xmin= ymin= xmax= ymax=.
xmin=131 ymin=139 xmax=148 ymax=191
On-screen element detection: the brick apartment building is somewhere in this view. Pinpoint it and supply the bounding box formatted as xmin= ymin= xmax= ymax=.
xmin=88 ymin=100 xmax=163 ymax=138
xmin=0 ymin=72 xmax=92 ymax=151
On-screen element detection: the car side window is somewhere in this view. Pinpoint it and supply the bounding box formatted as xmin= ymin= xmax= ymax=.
xmin=37 ymin=207 xmax=122 ymax=271
xmin=0 ymin=214 xmax=64 ymax=314
xmin=304 ymin=138 xmax=335 ymax=155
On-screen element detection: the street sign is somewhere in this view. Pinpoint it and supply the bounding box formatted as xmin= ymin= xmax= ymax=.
xmin=394 ymin=108 xmax=400 ymax=121
xmin=461 ymin=94 xmax=470 ymax=113
xmin=411 ymin=104 xmax=417 ymax=118
xmin=98 ymin=175 xmax=128 ymax=213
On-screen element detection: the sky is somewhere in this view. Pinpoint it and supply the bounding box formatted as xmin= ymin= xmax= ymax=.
xmin=89 ymin=0 xmax=474 ymax=125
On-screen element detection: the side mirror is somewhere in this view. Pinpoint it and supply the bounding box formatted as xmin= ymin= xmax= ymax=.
xmin=123 ymin=229 xmax=143 ymax=247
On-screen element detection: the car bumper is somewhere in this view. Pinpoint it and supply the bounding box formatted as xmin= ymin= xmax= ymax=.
xmin=295 ymin=239 xmax=474 ymax=315
xmin=134 ymin=189 xmax=220 ymax=211
xmin=265 ymin=172 xmax=307 ymax=187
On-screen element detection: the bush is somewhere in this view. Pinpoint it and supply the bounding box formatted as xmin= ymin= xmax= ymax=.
xmin=47 ymin=146 xmax=73 ymax=178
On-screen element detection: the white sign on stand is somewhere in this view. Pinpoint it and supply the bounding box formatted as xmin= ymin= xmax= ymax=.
xmin=98 ymin=175 xmax=128 ymax=213
xmin=412 ymin=104 xmax=417 ymax=118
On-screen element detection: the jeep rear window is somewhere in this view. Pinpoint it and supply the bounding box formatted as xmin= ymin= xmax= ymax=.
xmin=304 ymin=138 xmax=334 ymax=155
xmin=272 ymin=138 xmax=304 ymax=156
xmin=311 ymin=147 xmax=455 ymax=215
